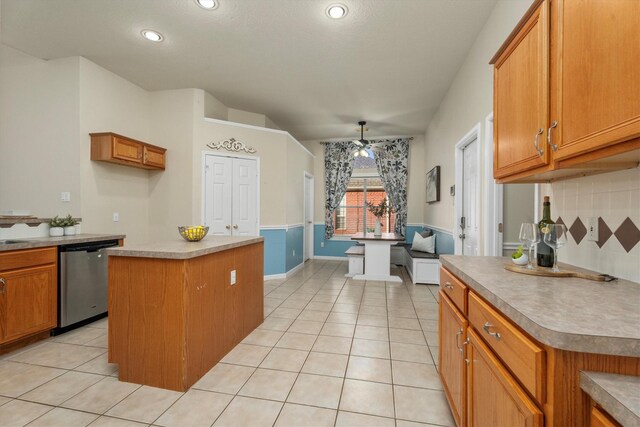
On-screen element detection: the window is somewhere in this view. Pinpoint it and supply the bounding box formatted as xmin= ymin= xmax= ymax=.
xmin=332 ymin=175 xmax=396 ymax=236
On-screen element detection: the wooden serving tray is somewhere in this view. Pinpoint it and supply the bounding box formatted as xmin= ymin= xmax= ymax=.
xmin=504 ymin=264 xmax=616 ymax=282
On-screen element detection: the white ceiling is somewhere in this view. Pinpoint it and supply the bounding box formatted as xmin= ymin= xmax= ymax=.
xmin=1 ymin=0 xmax=497 ymax=141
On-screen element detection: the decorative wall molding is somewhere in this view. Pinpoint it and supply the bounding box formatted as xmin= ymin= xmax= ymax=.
xmin=423 ymin=223 xmax=454 ymax=235
xmin=260 ymin=224 xmax=305 ymax=231
xmin=202 ymin=117 xmax=315 ymax=158
xmin=207 ymin=137 xmax=256 ymax=154
xmin=503 ymin=242 xmax=520 ymax=250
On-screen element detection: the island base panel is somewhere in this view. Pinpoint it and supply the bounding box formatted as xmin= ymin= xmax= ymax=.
xmin=108 ymin=242 xmax=264 ymax=391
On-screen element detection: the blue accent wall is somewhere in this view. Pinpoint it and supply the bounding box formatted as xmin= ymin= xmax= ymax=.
xmin=313 ymin=223 xmax=455 ymax=258
xmin=286 ymin=226 xmax=304 ymax=272
xmin=260 ymin=229 xmax=286 ymax=276
xmin=314 ymin=224 xmax=355 ymax=258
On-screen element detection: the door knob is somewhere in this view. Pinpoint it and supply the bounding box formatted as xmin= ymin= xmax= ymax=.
xmin=233 ymin=225 xmax=238 ymax=229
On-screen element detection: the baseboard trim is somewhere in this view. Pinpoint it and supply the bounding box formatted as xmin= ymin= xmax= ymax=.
xmin=264 ymin=261 xmax=306 ymax=280
xmin=313 ymin=255 xmax=347 ymax=261
xmin=286 ymin=262 xmax=304 ymax=276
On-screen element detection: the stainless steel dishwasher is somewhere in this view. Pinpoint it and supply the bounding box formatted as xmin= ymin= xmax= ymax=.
xmin=58 ymin=240 xmax=119 ymax=328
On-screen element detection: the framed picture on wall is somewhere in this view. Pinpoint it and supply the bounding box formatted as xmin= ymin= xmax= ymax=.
xmin=426 ymin=166 xmax=440 ymax=203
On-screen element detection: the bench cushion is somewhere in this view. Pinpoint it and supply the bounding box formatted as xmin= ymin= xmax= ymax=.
xmin=401 ymin=244 xmax=439 ymax=259
xmin=345 ymin=245 xmax=365 ymax=256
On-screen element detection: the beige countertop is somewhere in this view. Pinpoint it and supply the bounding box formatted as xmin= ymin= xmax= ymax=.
xmin=580 ymin=371 xmax=640 ymax=426
xmin=440 ymin=255 xmax=640 ymax=356
xmin=106 ymin=236 xmax=264 ymax=260
xmin=0 ymin=233 xmax=125 ymax=252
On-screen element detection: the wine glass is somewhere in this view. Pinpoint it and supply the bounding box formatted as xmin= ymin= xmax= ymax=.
xmin=519 ymin=223 xmax=539 ymax=270
xmin=543 ymin=224 xmax=568 ymax=272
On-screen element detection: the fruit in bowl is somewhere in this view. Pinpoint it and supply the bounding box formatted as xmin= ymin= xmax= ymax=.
xmin=178 ymin=225 xmax=209 ymax=242
xmin=511 ymin=245 xmax=528 ymax=266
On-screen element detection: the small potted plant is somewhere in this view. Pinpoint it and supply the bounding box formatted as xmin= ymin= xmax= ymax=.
xmin=511 ymin=245 xmax=528 ymax=266
xmin=62 ymin=214 xmax=79 ymax=236
xmin=48 ymin=216 xmax=65 ymax=237
xmin=366 ymin=199 xmax=393 ymax=237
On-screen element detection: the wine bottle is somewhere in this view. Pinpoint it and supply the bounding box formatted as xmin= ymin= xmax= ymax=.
xmin=537 ymin=196 xmax=555 ymax=267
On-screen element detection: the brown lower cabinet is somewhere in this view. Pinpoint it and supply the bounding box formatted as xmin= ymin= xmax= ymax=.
xmin=439 ymin=291 xmax=468 ymax=427
xmin=467 ymin=328 xmax=543 ymax=427
xmin=0 ymin=247 xmax=57 ymax=346
xmin=590 ymin=406 xmax=621 ymax=427
xmin=438 ymin=267 xmax=640 ymax=427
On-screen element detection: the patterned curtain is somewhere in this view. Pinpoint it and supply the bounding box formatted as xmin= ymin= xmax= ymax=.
xmin=324 ymin=142 xmax=355 ymax=239
xmin=374 ymin=138 xmax=409 ymax=235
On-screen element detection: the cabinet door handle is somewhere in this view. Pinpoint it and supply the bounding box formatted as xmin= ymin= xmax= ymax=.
xmin=143 ymin=152 xmax=148 ymax=162
xmin=547 ymin=121 xmax=558 ymax=152
xmin=534 ymin=128 xmax=544 ymax=157
xmin=233 ymin=225 xmax=238 ymax=229
xmin=483 ymin=322 xmax=502 ymax=341
xmin=444 ymin=282 xmax=454 ymax=290
xmin=0 ymin=277 xmax=5 ymax=294
xmin=455 ymin=329 xmax=464 ymax=353
xmin=225 ymin=225 xmax=231 ymax=230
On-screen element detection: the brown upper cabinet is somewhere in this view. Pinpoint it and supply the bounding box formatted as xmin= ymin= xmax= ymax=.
xmin=491 ymin=0 xmax=640 ymax=183
xmin=90 ymin=132 xmax=166 ymax=170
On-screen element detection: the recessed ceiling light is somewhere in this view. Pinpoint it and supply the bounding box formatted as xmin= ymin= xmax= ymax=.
xmin=195 ymin=0 xmax=218 ymax=10
xmin=326 ymin=4 xmax=348 ymax=19
xmin=141 ymin=29 xmax=164 ymax=42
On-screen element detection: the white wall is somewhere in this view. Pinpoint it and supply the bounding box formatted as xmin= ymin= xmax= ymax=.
xmin=422 ymin=0 xmax=534 ymax=250
xmin=0 ymin=45 xmax=80 ymax=217
xmin=78 ymin=57 xmax=151 ymax=243
xmin=148 ymin=89 xmax=198 ymax=241
xmin=193 ymin=118 xmax=289 ymax=226
xmin=286 ymin=135 xmax=314 ymax=225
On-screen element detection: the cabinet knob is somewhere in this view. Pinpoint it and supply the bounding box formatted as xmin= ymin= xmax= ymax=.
xmin=233 ymin=225 xmax=238 ymax=229
xmin=534 ymin=128 xmax=544 ymax=157
xmin=0 ymin=277 xmax=5 ymax=294
xmin=444 ymin=282 xmax=454 ymax=289
xmin=547 ymin=121 xmax=558 ymax=152
xmin=483 ymin=322 xmax=502 ymax=341
xmin=225 ymin=225 xmax=231 ymax=230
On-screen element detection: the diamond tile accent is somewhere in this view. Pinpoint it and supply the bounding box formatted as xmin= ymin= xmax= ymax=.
xmin=596 ymin=217 xmax=613 ymax=248
xmin=556 ymin=216 xmax=565 ymax=226
xmin=614 ymin=217 xmax=640 ymax=253
xmin=569 ymin=217 xmax=587 ymax=245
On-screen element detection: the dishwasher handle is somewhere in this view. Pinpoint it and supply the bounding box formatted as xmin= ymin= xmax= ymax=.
xmin=59 ymin=240 xmax=119 ymax=253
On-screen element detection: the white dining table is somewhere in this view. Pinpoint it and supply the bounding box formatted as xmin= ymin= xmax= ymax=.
xmin=351 ymin=232 xmax=405 ymax=282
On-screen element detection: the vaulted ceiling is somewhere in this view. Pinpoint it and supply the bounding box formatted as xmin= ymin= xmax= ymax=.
xmin=1 ymin=0 xmax=497 ymax=141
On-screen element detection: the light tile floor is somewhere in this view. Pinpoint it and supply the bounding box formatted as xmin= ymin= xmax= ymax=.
xmin=0 ymin=260 xmax=452 ymax=427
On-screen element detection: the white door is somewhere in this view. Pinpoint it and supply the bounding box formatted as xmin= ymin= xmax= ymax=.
xmin=304 ymin=174 xmax=314 ymax=261
xmin=204 ymin=155 xmax=258 ymax=237
xmin=461 ymin=138 xmax=479 ymax=255
xmin=204 ymin=155 xmax=232 ymax=236
xmin=232 ymin=158 xmax=258 ymax=236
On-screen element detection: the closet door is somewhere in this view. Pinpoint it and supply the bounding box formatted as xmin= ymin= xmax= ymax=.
xmin=232 ymin=158 xmax=258 ymax=236
xmin=204 ymin=156 xmax=233 ymax=235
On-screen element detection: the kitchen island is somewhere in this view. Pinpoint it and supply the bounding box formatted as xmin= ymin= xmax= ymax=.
xmin=438 ymin=256 xmax=639 ymax=427
xmin=107 ymin=236 xmax=264 ymax=392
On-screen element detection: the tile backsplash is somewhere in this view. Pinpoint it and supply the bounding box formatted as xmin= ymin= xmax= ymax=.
xmin=541 ymin=167 xmax=640 ymax=283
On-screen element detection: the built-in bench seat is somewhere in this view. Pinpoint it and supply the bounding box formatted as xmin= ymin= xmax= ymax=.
xmin=400 ymin=243 xmax=440 ymax=285
xmin=345 ymin=244 xmax=364 ymax=277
